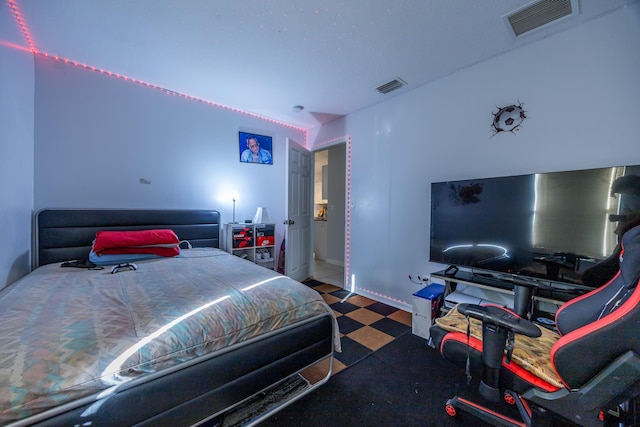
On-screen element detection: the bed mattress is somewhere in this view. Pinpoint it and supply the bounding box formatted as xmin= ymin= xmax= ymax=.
xmin=0 ymin=248 xmax=336 ymax=424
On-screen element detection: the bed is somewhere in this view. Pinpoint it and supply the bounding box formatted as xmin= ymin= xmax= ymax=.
xmin=0 ymin=209 xmax=338 ymax=426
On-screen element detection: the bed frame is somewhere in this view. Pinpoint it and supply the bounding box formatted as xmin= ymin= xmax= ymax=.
xmin=20 ymin=209 xmax=335 ymax=427
xmin=34 ymin=209 xmax=222 ymax=268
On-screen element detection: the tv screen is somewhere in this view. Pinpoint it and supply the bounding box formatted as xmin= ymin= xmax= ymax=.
xmin=430 ymin=164 xmax=640 ymax=287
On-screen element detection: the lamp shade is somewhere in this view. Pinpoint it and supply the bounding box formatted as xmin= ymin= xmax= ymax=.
xmin=252 ymin=207 xmax=271 ymax=224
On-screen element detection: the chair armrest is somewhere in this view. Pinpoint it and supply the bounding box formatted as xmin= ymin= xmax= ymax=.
xmin=458 ymin=304 xmax=542 ymax=338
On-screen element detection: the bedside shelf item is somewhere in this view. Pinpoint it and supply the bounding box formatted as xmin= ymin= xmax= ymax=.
xmin=224 ymin=223 xmax=276 ymax=270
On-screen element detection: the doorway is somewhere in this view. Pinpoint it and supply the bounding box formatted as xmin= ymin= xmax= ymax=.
xmin=312 ymin=144 xmax=346 ymax=287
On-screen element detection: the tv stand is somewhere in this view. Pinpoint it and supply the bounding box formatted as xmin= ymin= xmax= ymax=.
xmin=431 ymin=269 xmax=589 ymax=322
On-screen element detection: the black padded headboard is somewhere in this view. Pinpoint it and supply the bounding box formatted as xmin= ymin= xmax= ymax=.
xmin=35 ymin=209 xmax=221 ymax=268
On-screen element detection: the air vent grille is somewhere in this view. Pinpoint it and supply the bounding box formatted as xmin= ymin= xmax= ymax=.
xmin=376 ymin=78 xmax=406 ymax=94
xmin=507 ymin=0 xmax=574 ymax=36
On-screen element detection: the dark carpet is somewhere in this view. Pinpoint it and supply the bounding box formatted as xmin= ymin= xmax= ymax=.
xmin=260 ymin=333 xmax=498 ymax=427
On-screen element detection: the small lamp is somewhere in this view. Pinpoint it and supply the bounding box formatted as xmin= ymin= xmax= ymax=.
xmin=231 ymin=192 xmax=239 ymax=223
xmin=252 ymin=207 xmax=271 ymax=224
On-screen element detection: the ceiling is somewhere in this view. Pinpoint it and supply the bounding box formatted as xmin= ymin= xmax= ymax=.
xmin=3 ymin=0 xmax=637 ymax=129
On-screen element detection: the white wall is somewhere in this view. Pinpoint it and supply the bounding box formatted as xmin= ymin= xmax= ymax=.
xmin=312 ymin=5 xmax=640 ymax=310
xmin=33 ymin=55 xmax=305 ymax=250
xmin=0 ymin=9 xmax=35 ymax=288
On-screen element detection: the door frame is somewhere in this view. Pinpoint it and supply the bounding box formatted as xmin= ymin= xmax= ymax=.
xmin=309 ymin=137 xmax=350 ymax=289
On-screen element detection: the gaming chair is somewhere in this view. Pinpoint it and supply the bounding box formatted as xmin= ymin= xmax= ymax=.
xmin=429 ymin=223 xmax=640 ymax=426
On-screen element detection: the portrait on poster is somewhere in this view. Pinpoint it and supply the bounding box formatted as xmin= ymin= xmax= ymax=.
xmin=239 ymin=132 xmax=273 ymax=165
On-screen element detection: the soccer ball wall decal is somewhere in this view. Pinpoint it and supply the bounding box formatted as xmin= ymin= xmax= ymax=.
xmin=491 ymin=102 xmax=526 ymax=135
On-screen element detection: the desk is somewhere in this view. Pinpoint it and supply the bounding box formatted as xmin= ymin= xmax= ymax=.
xmin=430 ymin=269 xmax=591 ymax=321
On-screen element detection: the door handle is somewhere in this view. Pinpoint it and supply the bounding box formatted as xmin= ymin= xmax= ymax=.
xmin=283 ymin=219 xmax=295 ymax=225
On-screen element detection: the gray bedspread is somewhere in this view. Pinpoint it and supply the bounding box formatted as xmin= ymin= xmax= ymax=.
xmin=0 ymin=248 xmax=337 ymax=424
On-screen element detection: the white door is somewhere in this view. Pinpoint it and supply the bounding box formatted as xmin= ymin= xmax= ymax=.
xmin=285 ymin=138 xmax=312 ymax=281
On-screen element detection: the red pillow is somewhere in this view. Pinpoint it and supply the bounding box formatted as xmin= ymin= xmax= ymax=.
xmin=93 ymin=229 xmax=180 ymax=257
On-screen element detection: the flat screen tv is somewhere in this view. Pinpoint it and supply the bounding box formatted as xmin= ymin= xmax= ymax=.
xmin=430 ymin=164 xmax=640 ymax=288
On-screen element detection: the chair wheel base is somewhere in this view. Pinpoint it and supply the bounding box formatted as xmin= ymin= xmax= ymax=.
xmin=444 ymin=393 xmax=532 ymax=427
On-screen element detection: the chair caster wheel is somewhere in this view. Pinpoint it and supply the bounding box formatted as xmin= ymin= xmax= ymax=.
xmin=504 ymin=392 xmax=517 ymax=405
xmin=445 ymin=402 xmax=457 ymax=417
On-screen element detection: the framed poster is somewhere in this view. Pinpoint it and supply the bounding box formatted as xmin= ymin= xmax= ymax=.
xmin=239 ymin=132 xmax=273 ymax=165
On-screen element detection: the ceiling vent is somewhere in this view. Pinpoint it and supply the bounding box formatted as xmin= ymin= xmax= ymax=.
xmin=504 ymin=0 xmax=578 ymax=37
xmin=376 ymin=78 xmax=407 ymax=94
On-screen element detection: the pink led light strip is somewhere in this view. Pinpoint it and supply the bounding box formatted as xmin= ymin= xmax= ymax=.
xmin=6 ymin=0 xmax=306 ymax=134
xmin=37 ymin=51 xmax=307 ymax=132
xmin=345 ymin=136 xmax=352 ymax=289
xmin=7 ymin=0 xmax=35 ymax=52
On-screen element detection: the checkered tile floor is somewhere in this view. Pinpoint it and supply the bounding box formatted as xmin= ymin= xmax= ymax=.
xmin=303 ymin=279 xmax=412 ymax=375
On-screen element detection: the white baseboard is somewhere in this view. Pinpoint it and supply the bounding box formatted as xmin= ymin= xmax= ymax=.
xmin=325 ymin=258 xmax=344 ymax=267
xmin=350 ymin=288 xmax=411 ymax=312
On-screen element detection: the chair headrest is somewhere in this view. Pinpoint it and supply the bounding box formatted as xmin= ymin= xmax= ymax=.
xmin=619 ymin=224 xmax=640 ymax=289
xmin=594 ymin=224 xmax=640 ymax=319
